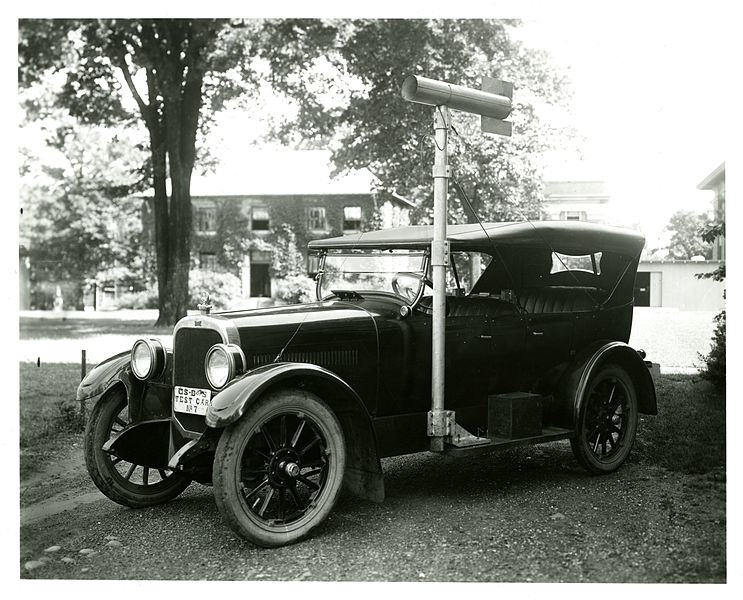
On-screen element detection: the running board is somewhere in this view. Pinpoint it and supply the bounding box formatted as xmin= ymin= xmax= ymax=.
xmin=442 ymin=426 xmax=574 ymax=457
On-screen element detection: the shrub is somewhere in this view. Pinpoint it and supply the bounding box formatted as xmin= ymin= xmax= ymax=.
xmin=699 ymin=309 xmax=726 ymax=388
xmin=189 ymin=268 xmax=243 ymax=310
xmin=273 ymin=275 xmax=316 ymax=305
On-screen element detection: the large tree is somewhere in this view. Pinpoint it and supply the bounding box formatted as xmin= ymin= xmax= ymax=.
xmin=19 ymin=19 xmax=256 ymax=324
xmin=258 ymin=19 xmax=573 ymax=223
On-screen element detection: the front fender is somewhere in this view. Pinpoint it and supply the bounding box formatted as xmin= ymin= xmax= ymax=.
xmin=206 ymin=362 xmax=385 ymax=502
xmin=206 ymin=362 xmax=364 ymax=428
xmin=76 ymin=351 xmax=134 ymax=403
xmin=77 ymin=349 xmax=174 ymax=423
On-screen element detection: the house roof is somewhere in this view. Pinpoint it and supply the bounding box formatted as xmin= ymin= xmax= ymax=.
xmin=309 ymin=221 xmax=645 ymax=256
xmin=697 ymin=162 xmax=725 ymax=190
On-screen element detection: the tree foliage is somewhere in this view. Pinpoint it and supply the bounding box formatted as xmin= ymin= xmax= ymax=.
xmin=20 ymin=112 xmax=147 ymax=309
xmin=258 ymin=19 xmax=573 ymax=223
xmin=695 ymin=209 xmax=725 ymax=388
xmin=664 ymin=210 xmax=713 ymax=260
xmin=18 ymin=19 xmax=259 ymax=324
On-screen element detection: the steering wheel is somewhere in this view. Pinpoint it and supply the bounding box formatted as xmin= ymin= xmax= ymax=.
xmin=392 ymin=272 xmax=434 ymax=301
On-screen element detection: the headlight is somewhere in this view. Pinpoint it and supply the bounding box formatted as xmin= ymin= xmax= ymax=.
xmin=205 ymin=344 xmax=246 ymax=389
xmin=131 ymin=338 xmax=167 ymax=380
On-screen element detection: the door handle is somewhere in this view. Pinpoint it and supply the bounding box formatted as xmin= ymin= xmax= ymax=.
xmin=531 ymin=331 xmax=544 ymax=336
xmin=479 ymin=334 xmax=492 ymax=340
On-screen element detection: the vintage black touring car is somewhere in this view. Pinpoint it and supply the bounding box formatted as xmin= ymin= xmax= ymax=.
xmin=80 ymin=220 xmax=657 ymax=547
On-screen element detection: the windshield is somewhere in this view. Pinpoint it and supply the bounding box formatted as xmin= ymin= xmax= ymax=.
xmin=318 ymin=250 xmax=428 ymax=303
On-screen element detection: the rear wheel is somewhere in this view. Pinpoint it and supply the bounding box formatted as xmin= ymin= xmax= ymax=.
xmin=84 ymin=388 xmax=191 ymax=507
xmin=213 ymin=389 xmax=346 ymax=547
xmin=570 ymin=364 xmax=638 ymax=474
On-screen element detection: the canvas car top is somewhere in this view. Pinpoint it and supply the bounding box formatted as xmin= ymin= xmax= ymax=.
xmin=308 ymin=221 xmax=645 ymax=257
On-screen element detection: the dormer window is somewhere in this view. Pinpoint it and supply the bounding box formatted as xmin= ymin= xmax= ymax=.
xmin=343 ymin=206 xmax=362 ymax=232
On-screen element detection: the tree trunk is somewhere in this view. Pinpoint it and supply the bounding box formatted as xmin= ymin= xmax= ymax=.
xmin=144 ymin=21 xmax=209 ymax=327
xmin=149 ymin=124 xmax=175 ymax=327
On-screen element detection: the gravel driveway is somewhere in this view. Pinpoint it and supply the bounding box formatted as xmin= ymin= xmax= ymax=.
xmin=20 ymin=439 xmax=725 ymax=582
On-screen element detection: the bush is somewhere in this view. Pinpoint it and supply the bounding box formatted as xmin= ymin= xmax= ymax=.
xmin=189 ymin=269 xmax=243 ymax=310
xmin=273 ymin=275 xmax=316 ymax=305
xmin=699 ymin=309 xmax=725 ymax=388
xmin=111 ymin=288 xmax=158 ymax=309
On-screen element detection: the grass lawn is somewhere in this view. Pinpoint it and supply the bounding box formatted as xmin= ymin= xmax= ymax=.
xmin=632 ymin=374 xmax=726 ymax=474
xmin=19 ymin=362 xmax=85 ymax=477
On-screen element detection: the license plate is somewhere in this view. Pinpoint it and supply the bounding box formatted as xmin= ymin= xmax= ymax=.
xmin=174 ymin=386 xmax=212 ymax=416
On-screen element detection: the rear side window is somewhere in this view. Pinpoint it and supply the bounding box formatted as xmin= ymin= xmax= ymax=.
xmin=551 ymin=252 xmax=602 ymax=275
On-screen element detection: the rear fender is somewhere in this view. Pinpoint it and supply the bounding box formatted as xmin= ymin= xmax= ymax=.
xmin=552 ymin=341 xmax=658 ymax=428
xmin=206 ymin=362 xmax=384 ymax=502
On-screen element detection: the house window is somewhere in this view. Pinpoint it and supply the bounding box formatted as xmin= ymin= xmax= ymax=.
xmin=564 ymin=211 xmax=585 ymax=221
xmin=343 ymin=206 xmax=362 ymax=232
xmin=200 ymin=252 xmax=217 ymax=271
xmin=196 ymin=207 xmax=217 ymax=233
xmin=251 ymin=207 xmax=270 ymax=231
xmin=307 ymin=207 xmax=327 ymax=231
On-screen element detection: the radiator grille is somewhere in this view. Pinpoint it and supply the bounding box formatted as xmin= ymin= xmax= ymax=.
xmin=173 ymin=327 xmax=223 ymax=434
xmin=173 ymin=328 xmax=223 ymax=389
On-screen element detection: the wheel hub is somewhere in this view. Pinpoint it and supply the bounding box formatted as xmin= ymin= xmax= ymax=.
xmin=282 ymin=461 xmax=300 ymax=478
xmin=267 ymin=448 xmax=301 ymax=487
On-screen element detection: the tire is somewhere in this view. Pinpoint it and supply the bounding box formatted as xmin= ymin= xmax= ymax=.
xmin=570 ymin=364 xmax=639 ymax=474
xmin=213 ymin=388 xmax=346 ymax=548
xmin=84 ymin=387 xmax=191 ymax=508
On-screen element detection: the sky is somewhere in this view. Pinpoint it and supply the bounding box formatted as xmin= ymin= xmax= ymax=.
xmin=514 ymin=5 xmax=734 ymax=246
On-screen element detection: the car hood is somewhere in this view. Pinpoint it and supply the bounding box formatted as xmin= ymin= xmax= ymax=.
xmin=210 ymin=300 xmax=381 ymax=364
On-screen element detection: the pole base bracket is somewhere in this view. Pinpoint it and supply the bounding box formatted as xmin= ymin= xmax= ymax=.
xmin=428 ymin=409 xmax=454 ymax=437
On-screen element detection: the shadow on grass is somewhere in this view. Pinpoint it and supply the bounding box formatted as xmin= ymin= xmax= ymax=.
xmin=20 ymin=317 xmax=170 ymax=340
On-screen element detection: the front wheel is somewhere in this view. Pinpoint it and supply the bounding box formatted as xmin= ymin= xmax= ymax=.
xmin=212 ymin=389 xmax=346 ymax=547
xmin=570 ymin=364 xmax=638 ymax=474
xmin=84 ymin=388 xmax=191 ymax=507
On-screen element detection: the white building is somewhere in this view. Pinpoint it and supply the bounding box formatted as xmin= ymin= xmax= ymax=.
xmin=542 ymin=180 xmax=610 ymax=223
xmin=540 ymin=171 xmax=724 ymax=311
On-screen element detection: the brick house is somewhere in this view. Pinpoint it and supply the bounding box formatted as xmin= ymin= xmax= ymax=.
xmin=143 ymin=150 xmax=412 ymax=299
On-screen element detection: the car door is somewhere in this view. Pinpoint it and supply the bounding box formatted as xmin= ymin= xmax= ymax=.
xmin=444 ymin=296 xmax=526 ymax=407
xmin=521 ymin=288 xmax=576 ymax=383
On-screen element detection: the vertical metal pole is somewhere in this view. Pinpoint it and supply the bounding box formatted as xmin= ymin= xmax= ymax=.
xmin=429 ymin=105 xmax=451 ymax=452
